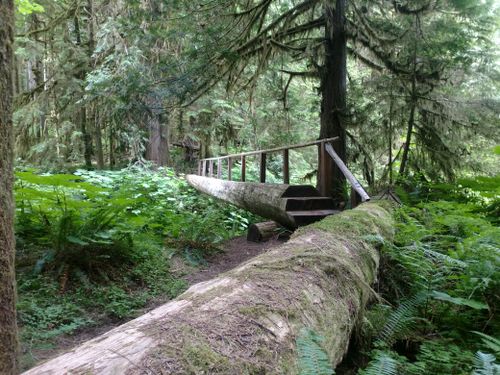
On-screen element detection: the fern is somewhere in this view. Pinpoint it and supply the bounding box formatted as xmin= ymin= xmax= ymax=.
xmin=296 ymin=328 xmax=335 ymax=375
xmin=472 ymin=352 xmax=500 ymax=375
xmin=375 ymin=293 xmax=427 ymax=347
xmin=474 ymin=332 xmax=500 ymax=356
xmin=360 ymin=351 xmax=399 ymax=375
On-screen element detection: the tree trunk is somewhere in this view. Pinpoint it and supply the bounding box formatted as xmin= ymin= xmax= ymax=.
xmin=0 ymin=1 xmax=19 ymax=373
xmin=74 ymin=15 xmax=93 ymax=169
xmin=23 ymin=203 xmax=393 ymax=375
xmin=109 ymin=124 xmax=115 ymax=168
xmin=318 ymin=0 xmax=348 ymax=204
xmin=399 ymin=95 xmax=416 ymax=177
xmin=94 ymin=108 xmax=105 ymax=169
xmin=399 ymin=16 xmax=418 ymax=177
xmin=146 ymin=96 xmax=170 ymax=166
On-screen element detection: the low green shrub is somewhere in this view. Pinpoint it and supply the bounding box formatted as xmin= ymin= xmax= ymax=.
xmin=359 ymin=176 xmax=500 ymax=374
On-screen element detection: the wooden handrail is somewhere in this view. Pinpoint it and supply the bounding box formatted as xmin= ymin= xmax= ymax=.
xmin=324 ymin=143 xmax=370 ymax=202
xmin=199 ymin=137 xmax=339 ymax=162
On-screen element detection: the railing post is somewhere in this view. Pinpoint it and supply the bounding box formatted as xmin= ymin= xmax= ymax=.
xmin=283 ymin=149 xmax=289 ymax=184
xmin=318 ymin=141 xmax=330 ymax=196
xmin=198 ymin=161 xmax=202 ymax=176
xmin=217 ymin=159 xmax=222 ymax=179
xmin=241 ymin=155 xmax=246 ymax=182
xmin=228 ymin=158 xmax=232 ymax=181
xmin=260 ymin=152 xmax=267 ymax=183
xmin=209 ymin=160 xmax=213 ymax=178
xmin=351 ymin=187 xmax=362 ymax=208
xmin=202 ymin=160 xmax=207 ymax=177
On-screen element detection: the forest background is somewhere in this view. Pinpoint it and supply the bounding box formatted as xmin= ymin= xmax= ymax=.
xmin=1 ymin=0 xmax=499 ymax=373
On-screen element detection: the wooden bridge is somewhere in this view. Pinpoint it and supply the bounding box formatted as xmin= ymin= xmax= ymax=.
xmin=187 ymin=138 xmax=369 ymax=229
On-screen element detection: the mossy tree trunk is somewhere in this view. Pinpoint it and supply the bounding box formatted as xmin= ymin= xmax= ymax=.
xmin=24 ymin=203 xmax=393 ymax=375
xmin=0 ymin=0 xmax=19 ymax=373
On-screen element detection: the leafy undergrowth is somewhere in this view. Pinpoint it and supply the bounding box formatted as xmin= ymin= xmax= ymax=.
xmin=15 ymin=166 xmax=255 ymax=369
xmin=357 ymin=176 xmax=500 ymax=374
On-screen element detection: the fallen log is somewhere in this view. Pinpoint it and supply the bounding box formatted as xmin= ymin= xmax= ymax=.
xmin=185 ymin=174 xmax=314 ymax=228
xmin=23 ymin=202 xmax=393 ymax=375
xmin=247 ymin=221 xmax=283 ymax=242
xmin=185 ymin=174 xmax=334 ymax=228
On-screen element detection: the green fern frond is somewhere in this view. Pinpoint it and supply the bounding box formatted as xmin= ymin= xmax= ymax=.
xmin=474 ymin=332 xmax=500 ymax=356
xmin=296 ymin=328 xmax=335 ymax=375
xmin=375 ymin=293 xmax=427 ymax=347
xmin=472 ymin=351 xmax=500 ymax=375
xmin=361 ymin=352 xmax=399 ymax=375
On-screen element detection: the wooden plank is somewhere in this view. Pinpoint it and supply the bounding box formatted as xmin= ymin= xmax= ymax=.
xmin=260 ymin=152 xmax=267 ymax=183
xmin=241 ymin=155 xmax=246 ymax=182
xmin=217 ymin=159 xmax=222 ymax=179
xmin=199 ymin=137 xmax=339 ymax=162
xmin=324 ymin=143 xmax=370 ymax=202
xmin=287 ymin=209 xmax=339 ymax=216
xmin=283 ymin=149 xmax=289 ymax=184
xmin=228 ymin=158 xmax=232 ymax=181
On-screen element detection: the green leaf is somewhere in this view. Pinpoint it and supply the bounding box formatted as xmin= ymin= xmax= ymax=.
xmin=431 ymin=291 xmax=488 ymax=310
xmin=15 ymin=0 xmax=45 ymax=15
xmin=66 ymin=236 xmax=89 ymax=246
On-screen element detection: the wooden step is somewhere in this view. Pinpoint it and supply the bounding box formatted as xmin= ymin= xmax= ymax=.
xmin=281 ymin=185 xmax=322 ymax=197
xmin=287 ymin=209 xmax=339 ymax=226
xmin=287 ymin=209 xmax=339 ymax=217
xmin=284 ymin=197 xmax=334 ymax=211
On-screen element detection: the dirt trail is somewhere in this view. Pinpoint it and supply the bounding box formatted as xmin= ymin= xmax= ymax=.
xmin=24 ymin=235 xmax=285 ymax=370
xmin=184 ymin=236 xmax=285 ymax=284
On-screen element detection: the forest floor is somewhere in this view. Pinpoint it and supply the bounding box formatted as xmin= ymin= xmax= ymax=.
xmin=26 ymin=235 xmax=286 ymax=369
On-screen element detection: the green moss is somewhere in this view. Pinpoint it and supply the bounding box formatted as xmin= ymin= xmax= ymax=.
xmin=182 ymin=339 xmax=231 ymax=374
xmin=304 ymin=202 xmax=393 ymax=239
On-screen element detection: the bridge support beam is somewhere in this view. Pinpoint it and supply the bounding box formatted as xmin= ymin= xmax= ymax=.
xmin=23 ymin=202 xmax=393 ymax=375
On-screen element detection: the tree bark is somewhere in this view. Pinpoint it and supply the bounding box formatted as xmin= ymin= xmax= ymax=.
xmin=23 ymin=203 xmax=393 ymax=375
xmin=109 ymin=124 xmax=115 ymax=168
xmin=318 ymin=0 xmax=348 ymax=204
xmin=74 ymin=14 xmax=93 ymax=169
xmin=94 ymin=108 xmax=105 ymax=169
xmin=0 ymin=0 xmax=19 ymax=372
xmin=187 ymin=175 xmax=301 ymax=228
xmin=399 ymin=16 xmax=418 ymax=177
xmin=146 ymin=96 xmax=170 ymax=166
xmin=247 ymin=221 xmax=283 ymax=242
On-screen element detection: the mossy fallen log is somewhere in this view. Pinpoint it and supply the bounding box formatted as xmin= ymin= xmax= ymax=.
xmin=23 ymin=202 xmax=393 ymax=375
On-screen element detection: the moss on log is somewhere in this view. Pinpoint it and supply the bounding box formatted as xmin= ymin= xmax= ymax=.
xmin=23 ymin=202 xmax=393 ymax=375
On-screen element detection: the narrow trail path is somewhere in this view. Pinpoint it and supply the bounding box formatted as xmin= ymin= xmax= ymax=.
xmin=184 ymin=236 xmax=285 ymax=285
xmin=26 ymin=235 xmax=285 ymax=370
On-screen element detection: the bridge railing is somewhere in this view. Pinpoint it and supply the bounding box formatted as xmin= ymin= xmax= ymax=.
xmin=197 ymin=137 xmax=369 ymax=204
